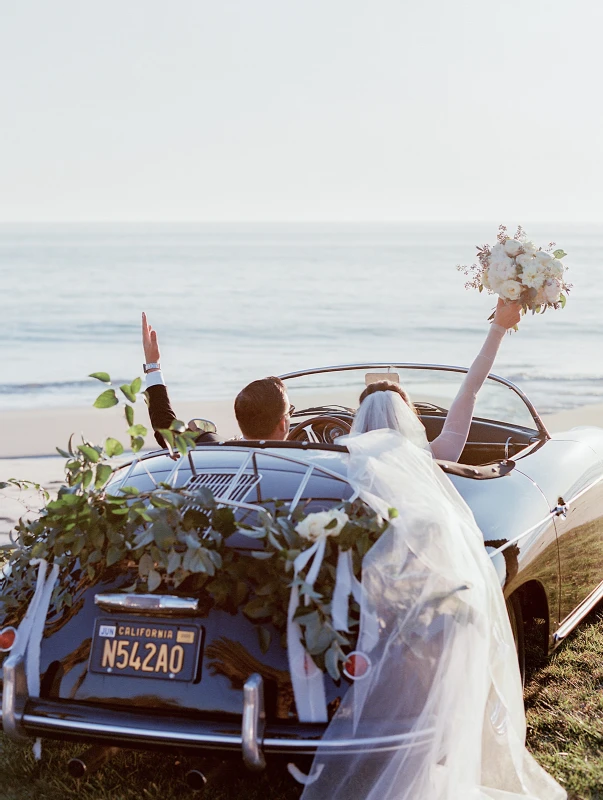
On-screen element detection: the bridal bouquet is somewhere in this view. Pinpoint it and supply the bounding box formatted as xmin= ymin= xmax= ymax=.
xmin=458 ymin=225 xmax=571 ymax=313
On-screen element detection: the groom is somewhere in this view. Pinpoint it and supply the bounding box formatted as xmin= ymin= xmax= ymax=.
xmin=142 ymin=313 xmax=294 ymax=448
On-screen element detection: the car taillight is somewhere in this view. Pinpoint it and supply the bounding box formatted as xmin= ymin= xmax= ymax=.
xmin=0 ymin=626 xmax=17 ymax=652
xmin=343 ymin=651 xmax=371 ymax=681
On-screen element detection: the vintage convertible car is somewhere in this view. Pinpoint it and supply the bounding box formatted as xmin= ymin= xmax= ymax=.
xmin=3 ymin=362 xmax=603 ymax=781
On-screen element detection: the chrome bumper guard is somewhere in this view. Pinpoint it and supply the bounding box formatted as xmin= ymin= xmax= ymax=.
xmin=242 ymin=673 xmax=266 ymax=771
xmin=2 ymin=652 xmax=28 ymax=740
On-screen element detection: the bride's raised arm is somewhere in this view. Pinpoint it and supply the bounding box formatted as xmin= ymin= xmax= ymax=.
xmin=430 ymin=298 xmax=521 ymax=462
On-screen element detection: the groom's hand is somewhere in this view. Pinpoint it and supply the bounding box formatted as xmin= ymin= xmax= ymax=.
xmin=142 ymin=312 xmax=161 ymax=366
xmin=493 ymin=298 xmax=521 ymax=330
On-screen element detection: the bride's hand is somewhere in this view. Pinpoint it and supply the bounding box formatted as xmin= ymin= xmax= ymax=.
xmin=493 ymin=298 xmax=521 ymax=330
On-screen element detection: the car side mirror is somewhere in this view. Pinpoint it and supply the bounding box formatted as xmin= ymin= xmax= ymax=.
xmin=188 ymin=418 xmax=218 ymax=434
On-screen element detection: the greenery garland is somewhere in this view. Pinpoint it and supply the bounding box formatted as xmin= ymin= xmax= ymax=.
xmin=0 ymin=373 xmax=392 ymax=681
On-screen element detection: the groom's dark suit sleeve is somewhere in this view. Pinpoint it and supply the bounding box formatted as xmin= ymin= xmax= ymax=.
xmin=146 ymin=384 xmax=221 ymax=448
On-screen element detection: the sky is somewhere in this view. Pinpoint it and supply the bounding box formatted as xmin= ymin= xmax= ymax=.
xmin=1 ymin=0 xmax=602 ymax=222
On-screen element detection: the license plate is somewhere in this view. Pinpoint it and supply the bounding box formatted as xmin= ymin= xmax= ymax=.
xmin=89 ymin=616 xmax=203 ymax=682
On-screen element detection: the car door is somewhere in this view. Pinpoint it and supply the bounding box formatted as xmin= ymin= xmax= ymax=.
xmin=514 ymin=436 xmax=603 ymax=632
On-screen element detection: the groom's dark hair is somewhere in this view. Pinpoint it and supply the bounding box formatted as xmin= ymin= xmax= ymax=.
xmin=235 ymin=376 xmax=288 ymax=438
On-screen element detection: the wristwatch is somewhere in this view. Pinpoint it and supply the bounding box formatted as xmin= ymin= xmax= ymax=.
xmin=143 ymin=362 xmax=161 ymax=373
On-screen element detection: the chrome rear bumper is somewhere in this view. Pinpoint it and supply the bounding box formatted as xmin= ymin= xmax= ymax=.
xmin=3 ymin=654 xmax=433 ymax=762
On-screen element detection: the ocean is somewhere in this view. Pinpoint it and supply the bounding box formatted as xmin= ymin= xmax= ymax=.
xmin=1 ymin=222 xmax=602 ymax=415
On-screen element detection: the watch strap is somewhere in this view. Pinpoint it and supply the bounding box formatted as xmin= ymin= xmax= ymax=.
xmin=143 ymin=362 xmax=161 ymax=373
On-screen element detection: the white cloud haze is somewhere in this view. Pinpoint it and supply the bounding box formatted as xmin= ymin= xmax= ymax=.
xmin=1 ymin=0 xmax=601 ymax=222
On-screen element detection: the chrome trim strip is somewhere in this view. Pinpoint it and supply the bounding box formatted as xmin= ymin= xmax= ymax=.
xmin=2 ymin=652 xmax=28 ymax=740
xmin=487 ymin=512 xmax=556 ymax=558
xmin=20 ymin=713 xmax=435 ymax=751
xmin=278 ymin=362 xmax=549 ymax=437
xmin=489 ymin=467 xmax=603 ymax=560
xmin=242 ymin=673 xmax=266 ymax=771
xmin=94 ymin=594 xmax=199 ymax=615
xmin=554 ymin=579 xmax=603 ymax=642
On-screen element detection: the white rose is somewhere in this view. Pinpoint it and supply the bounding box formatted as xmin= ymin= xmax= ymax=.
xmin=296 ymin=508 xmax=349 ymax=542
xmin=549 ymin=259 xmax=565 ymax=279
xmin=516 ymin=254 xmax=533 ymax=270
xmin=499 ymin=279 xmax=522 ymax=301
xmin=488 ymin=254 xmax=516 ymax=280
xmin=490 ymin=242 xmax=506 ymax=259
xmin=543 ymin=278 xmax=562 ymax=304
xmin=535 ymin=251 xmax=553 ymax=266
xmin=521 ymin=265 xmax=545 ymax=290
xmin=481 ymin=269 xmax=492 ymax=290
xmin=503 ymin=239 xmax=523 ymax=257
xmin=522 ymin=240 xmax=538 ymax=256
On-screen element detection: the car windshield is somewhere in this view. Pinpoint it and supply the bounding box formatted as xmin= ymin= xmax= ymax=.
xmin=281 ymin=365 xmax=538 ymax=431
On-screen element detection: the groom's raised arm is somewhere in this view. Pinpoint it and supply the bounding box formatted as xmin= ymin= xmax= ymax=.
xmin=142 ymin=312 xmax=177 ymax=448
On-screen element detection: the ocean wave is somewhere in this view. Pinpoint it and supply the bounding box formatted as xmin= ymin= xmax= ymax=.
xmin=0 ymin=379 xmax=132 ymax=395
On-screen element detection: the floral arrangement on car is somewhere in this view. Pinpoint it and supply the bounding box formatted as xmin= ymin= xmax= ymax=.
xmin=457 ymin=224 xmax=571 ymax=314
xmin=0 ymin=373 xmax=392 ymax=683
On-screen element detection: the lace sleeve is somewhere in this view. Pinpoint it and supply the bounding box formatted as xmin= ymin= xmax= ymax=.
xmin=430 ymin=324 xmax=506 ymax=462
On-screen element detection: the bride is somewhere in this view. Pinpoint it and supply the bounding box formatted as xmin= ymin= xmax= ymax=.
xmin=298 ymin=302 xmax=565 ymax=799
xmin=352 ymin=298 xmax=522 ymax=459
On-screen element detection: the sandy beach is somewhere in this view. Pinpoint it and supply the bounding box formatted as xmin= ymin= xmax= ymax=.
xmin=2 ymin=398 xmax=603 ymax=546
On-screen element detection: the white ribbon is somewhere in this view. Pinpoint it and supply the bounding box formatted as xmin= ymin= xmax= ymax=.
xmin=287 ymin=761 xmax=325 ymax=785
xmin=332 ymin=549 xmax=364 ymax=632
xmin=286 ymin=534 xmax=332 ymax=723
xmin=5 ymin=558 xmax=60 ymax=759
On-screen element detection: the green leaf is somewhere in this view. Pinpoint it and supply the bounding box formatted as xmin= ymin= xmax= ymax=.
xmin=131 ymin=436 xmax=145 ymax=453
xmin=158 ymin=429 xmax=175 ymax=449
xmin=560 ymin=294 xmax=567 ymax=308
xmin=120 ymin=384 xmax=137 ymax=403
xmin=324 ymin=517 xmax=338 ymax=530
xmin=95 ymin=464 xmax=113 ymax=488
xmin=138 ymin=552 xmax=154 ymax=577
xmin=167 ymin=550 xmax=181 ymax=574
xmin=125 ymin=404 xmax=134 ymax=427
xmin=81 ymin=469 xmax=93 ymax=490
xmin=169 ymin=420 xmax=187 ymax=434
xmin=243 ymin=597 xmax=273 ymax=620
xmin=105 ymin=437 xmax=124 ymax=458
xmin=56 ymin=447 xmax=71 ymax=458
xmin=147 ymin=568 xmax=162 ymax=592
xmin=175 ymin=435 xmax=188 ymax=457
xmin=388 ymin=507 xmax=399 ymax=519
xmin=77 ymin=445 xmax=100 ymax=463
xmin=553 ymin=249 xmax=567 ymax=259
xmin=94 ymin=389 xmax=119 ymax=409
xmin=257 ymin=626 xmax=271 ymax=654
xmin=120 ymin=485 xmax=140 ymax=495
xmin=151 ymin=519 xmax=176 ymax=549
xmin=127 ymin=424 xmax=147 ymax=438
xmin=325 ymin=641 xmax=341 ymax=681
xmin=89 ymin=372 xmax=111 ymax=384
xmin=130 ymin=377 xmax=142 ymax=395
xmin=106 ymin=545 xmax=124 ymax=567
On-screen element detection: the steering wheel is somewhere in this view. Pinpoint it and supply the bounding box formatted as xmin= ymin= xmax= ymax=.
xmin=288 ymin=415 xmax=352 ymax=444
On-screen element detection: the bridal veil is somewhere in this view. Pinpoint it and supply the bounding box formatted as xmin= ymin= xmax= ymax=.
xmin=300 ymin=426 xmax=565 ymax=800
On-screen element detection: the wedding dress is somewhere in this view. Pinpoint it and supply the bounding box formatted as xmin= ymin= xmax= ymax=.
xmin=299 ymin=427 xmax=565 ymax=798
xmin=352 ymin=322 xmax=507 ymax=461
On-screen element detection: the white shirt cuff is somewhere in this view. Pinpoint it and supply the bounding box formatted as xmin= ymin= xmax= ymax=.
xmin=146 ymin=370 xmax=166 ymax=388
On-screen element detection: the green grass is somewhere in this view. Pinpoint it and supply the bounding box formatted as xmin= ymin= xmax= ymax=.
xmin=3 ymin=608 xmax=603 ymax=800
xmin=525 ymin=607 xmax=603 ymax=800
